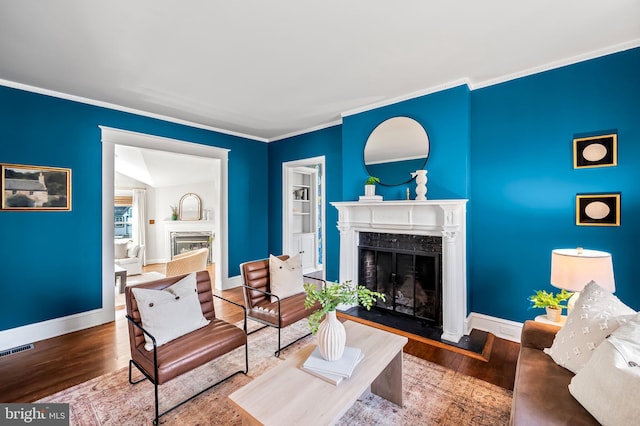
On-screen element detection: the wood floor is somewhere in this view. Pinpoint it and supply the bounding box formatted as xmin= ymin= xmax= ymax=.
xmin=0 ymin=265 xmax=519 ymax=403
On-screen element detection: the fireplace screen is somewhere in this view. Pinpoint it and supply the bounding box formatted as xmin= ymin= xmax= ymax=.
xmin=359 ymin=233 xmax=442 ymax=325
xmin=170 ymin=231 xmax=213 ymax=264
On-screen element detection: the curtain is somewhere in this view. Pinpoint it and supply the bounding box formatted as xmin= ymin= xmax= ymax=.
xmin=132 ymin=188 xmax=147 ymax=266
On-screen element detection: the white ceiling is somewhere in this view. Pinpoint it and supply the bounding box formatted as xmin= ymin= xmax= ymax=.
xmin=1 ymin=1 xmax=639 ymax=141
xmin=114 ymin=145 xmax=217 ymax=188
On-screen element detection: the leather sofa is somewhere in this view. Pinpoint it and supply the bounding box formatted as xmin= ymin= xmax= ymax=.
xmin=510 ymin=320 xmax=599 ymax=425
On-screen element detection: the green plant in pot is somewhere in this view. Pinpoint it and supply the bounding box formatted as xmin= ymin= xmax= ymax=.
xmin=528 ymin=289 xmax=573 ymax=322
xmin=364 ymin=176 xmax=380 ymax=197
xmin=304 ymin=280 xmax=385 ymax=360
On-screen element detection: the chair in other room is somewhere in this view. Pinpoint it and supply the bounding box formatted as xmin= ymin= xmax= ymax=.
xmin=125 ymin=270 xmax=247 ymax=425
xmin=165 ymin=247 xmax=209 ymax=277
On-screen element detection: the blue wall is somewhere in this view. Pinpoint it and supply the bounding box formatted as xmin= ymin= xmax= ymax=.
xmin=0 ymin=86 xmax=268 ymax=331
xmin=270 ymin=49 xmax=639 ymax=323
xmin=267 ymin=125 xmax=342 ymax=281
xmin=3 ymin=47 xmax=638 ymax=334
xmin=341 ymin=85 xmax=471 ymax=202
xmin=470 ymin=48 xmax=640 ymax=321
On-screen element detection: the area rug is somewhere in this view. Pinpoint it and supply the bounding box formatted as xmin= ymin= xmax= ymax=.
xmin=39 ymin=320 xmax=512 ymax=425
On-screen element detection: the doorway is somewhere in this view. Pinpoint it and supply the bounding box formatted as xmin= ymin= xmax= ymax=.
xmin=282 ymin=156 xmax=325 ymax=277
xmin=101 ymin=127 xmax=230 ymax=320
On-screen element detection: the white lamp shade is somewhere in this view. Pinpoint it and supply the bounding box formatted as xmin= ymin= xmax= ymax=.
xmin=550 ymin=248 xmax=615 ymax=292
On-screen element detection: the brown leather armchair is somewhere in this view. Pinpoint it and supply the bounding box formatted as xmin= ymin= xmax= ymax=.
xmin=240 ymin=255 xmax=321 ymax=357
xmin=125 ymin=270 xmax=247 ymax=425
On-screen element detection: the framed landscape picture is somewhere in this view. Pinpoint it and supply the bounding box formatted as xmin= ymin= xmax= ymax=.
xmin=1 ymin=163 xmax=72 ymax=211
xmin=576 ymin=193 xmax=620 ymax=226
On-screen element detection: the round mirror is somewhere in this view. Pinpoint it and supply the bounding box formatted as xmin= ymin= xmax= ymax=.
xmin=179 ymin=193 xmax=202 ymax=221
xmin=364 ymin=117 xmax=430 ymax=186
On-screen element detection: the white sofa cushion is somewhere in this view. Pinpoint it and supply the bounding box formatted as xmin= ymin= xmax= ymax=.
xmin=114 ymin=239 xmax=130 ymax=259
xmin=132 ymin=272 xmax=210 ymax=351
xmin=127 ymin=244 xmax=140 ymax=258
xmin=544 ymin=281 xmax=635 ymax=373
xmin=569 ymin=312 xmax=640 ymax=425
xmin=269 ymin=254 xmax=304 ymax=303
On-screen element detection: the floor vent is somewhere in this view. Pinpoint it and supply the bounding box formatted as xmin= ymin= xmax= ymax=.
xmin=0 ymin=343 xmax=34 ymax=358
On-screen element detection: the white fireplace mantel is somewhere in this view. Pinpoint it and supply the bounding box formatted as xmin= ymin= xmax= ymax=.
xmin=330 ymin=199 xmax=468 ymax=343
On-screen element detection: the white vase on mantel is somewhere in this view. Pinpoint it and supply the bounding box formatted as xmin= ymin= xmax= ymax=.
xmin=364 ymin=184 xmax=376 ymax=197
xmin=411 ymin=170 xmax=428 ymax=200
xmin=317 ymin=310 xmax=346 ymax=361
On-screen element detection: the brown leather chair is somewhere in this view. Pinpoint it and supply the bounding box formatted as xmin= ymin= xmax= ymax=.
xmin=125 ymin=271 xmax=247 ymax=425
xmin=240 ymin=255 xmax=321 ymax=356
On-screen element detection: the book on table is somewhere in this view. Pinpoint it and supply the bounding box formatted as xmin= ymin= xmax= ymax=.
xmin=301 ymin=346 xmax=364 ymax=385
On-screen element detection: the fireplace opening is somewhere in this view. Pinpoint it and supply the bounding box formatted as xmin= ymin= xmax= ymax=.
xmin=170 ymin=231 xmax=213 ymax=264
xmin=358 ymin=232 xmax=442 ymax=327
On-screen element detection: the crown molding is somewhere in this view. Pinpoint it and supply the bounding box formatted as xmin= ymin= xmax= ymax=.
xmin=0 ymin=78 xmax=269 ymax=143
xmin=470 ymin=39 xmax=640 ymax=90
xmin=4 ymin=41 xmax=638 ymax=143
xmin=268 ymin=119 xmax=343 ymax=142
xmin=341 ymin=79 xmax=470 ymax=118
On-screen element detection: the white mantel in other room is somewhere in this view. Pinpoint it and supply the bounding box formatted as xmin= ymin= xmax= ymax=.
xmin=161 ymin=220 xmax=219 ymax=285
xmin=330 ymin=200 xmax=468 ymax=343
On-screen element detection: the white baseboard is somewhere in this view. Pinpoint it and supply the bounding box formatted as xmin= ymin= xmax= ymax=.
xmin=0 ymin=308 xmax=114 ymax=353
xmin=466 ymin=312 xmax=523 ymax=343
xmin=223 ymin=274 xmax=243 ymax=290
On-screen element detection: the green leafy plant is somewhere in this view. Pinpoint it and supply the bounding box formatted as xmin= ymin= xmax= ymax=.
xmin=528 ymin=289 xmax=573 ymax=310
xmin=365 ymin=176 xmax=380 ymax=185
xmin=303 ymin=280 xmax=385 ymax=334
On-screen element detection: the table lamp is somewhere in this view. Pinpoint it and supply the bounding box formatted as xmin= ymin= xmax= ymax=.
xmin=550 ymin=247 xmax=615 ymax=312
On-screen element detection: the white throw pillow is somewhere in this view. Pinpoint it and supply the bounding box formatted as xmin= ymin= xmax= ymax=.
xmin=269 ymin=254 xmax=304 ymax=303
xmin=127 ymin=244 xmax=140 ymax=258
xmin=544 ymin=281 xmax=635 ymax=373
xmin=132 ymin=272 xmax=210 ymax=351
xmin=569 ymin=312 xmax=640 ymax=426
xmin=114 ymin=240 xmax=130 ymax=259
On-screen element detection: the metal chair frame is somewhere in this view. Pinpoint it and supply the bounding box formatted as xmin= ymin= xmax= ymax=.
xmin=126 ymin=294 xmax=248 ymax=425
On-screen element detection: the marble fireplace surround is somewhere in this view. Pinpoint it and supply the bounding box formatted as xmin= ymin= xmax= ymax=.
xmin=330 ymin=200 xmax=468 ymax=343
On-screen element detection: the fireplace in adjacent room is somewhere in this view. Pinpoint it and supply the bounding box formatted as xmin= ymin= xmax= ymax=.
xmin=170 ymin=231 xmax=213 ymax=263
xmin=359 ymin=232 xmax=442 ymax=327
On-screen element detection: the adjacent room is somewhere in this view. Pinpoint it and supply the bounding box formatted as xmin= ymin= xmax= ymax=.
xmin=1 ymin=1 xmax=639 ymax=425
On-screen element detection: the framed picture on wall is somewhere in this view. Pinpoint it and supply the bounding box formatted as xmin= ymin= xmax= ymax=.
xmin=1 ymin=163 xmax=72 ymax=211
xmin=576 ymin=193 xmax=620 ymax=226
xmin=573 ymin=134 xmax=617 ymax=168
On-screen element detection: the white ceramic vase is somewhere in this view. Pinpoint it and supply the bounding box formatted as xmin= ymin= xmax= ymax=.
xmin=364 ymin=184 xmax=376 ymax=197
xmin=410 ymin=170 xmax=428 ymax=200
xmin=546 ymin=306 xmax=562 ymax=322
xmin=317 ymin=310 xmax=346 ymax=361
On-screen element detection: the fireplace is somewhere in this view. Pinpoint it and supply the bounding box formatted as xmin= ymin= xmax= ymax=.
xmin=359 ymin=232 xmax=442 ymax=326
xmin=170 ymin=231 xmax=213 ymax=263
xmin=331 ymin=199 xmax=467 ymax=343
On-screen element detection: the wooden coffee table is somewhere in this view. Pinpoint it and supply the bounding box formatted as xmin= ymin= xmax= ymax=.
xmin=228 ymin=320 xmax=407 ymax=426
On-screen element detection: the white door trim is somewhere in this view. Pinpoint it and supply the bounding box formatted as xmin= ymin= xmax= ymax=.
xmin=282 ymin=156 xmax=326 ymax=278
xmin=100 ymin=126 xmax=231 ymax=292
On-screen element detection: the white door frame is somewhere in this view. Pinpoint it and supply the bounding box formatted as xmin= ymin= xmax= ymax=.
xmin=101 ymin=126 xmax=231 ymax=319
xmin=282 ymin=156 xmax=326 ymax=277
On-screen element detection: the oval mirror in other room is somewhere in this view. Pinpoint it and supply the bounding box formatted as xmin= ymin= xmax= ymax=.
xmin=179 ymin=193 xmax=202 ymax=221
xmin=364 ymin=117 xmax=430 ymax=186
